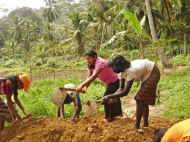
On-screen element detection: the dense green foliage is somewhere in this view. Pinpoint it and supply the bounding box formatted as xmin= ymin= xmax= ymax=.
xmin=0 ymin=0 xmax=190 ymax=119
xmin=0 ymin=0 xmax=189 ymax=69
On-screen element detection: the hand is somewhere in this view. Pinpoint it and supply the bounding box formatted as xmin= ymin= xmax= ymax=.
xmin=96 ymin=96 xmax=109 ymax=104
xmin=23 ymin=109 xmax=28 ymax=116
xmin=103 ymin=96 xmax=110 ymax=103
xmin=76 ymin=85 xmax=83 ymax=92
xmin=76 ymin=85 xmax=86 ymax=93
xmin=81 ymin=87 xmax=87 ymax=93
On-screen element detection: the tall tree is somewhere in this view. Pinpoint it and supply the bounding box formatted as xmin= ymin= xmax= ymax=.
xmin=145 ymin=0 xmax=157 ymax=41
xmin=68 ymin=11 xmax=88 ymax=55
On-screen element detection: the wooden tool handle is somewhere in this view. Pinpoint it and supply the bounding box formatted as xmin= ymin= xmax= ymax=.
xmin=60 ymin=87 xmax=85 ymax=93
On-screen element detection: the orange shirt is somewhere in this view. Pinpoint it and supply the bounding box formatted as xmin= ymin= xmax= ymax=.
xmin=161 ymin=119 xmax=190 ymax=142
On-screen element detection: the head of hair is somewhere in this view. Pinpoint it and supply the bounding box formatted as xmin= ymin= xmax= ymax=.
xmin=85 ymin=50 xmax=97 ymax=58
xmin=6 ymin=75 xmax=21 ymax=91
xmin=153 ymin=128 xmax=167 ymax=142
xmin=108 ymin=55 xmax=130 ymax=73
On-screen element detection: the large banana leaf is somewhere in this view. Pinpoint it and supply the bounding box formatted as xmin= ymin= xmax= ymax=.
xmin=119 ymin=9 xmax=143 ymax=35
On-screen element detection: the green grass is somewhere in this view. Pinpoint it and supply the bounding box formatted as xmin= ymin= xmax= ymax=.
xmin=1 ymin=48 xmax=190 ymax=119
xmin=159 ymin=66 xmax=190 ymax=119
xmin=15 ymin=65 xmax=190 ymax=119
xmin=171 ymin=55 xmax=190 ymax=66
xmin=18 ymin=78 xmax=104 ymax=117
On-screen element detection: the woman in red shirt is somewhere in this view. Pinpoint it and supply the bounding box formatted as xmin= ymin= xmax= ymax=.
xmin=77 ymin=50 xmax=122 ymax=121
xmin=0 ymin=73 xmax=31 ymax=125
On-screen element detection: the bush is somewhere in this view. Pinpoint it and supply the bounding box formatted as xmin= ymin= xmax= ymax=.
xmin=46 ymin=58 xmax=59 ymax=68
xmin=171 ymin=55 xmax=188 ymax=66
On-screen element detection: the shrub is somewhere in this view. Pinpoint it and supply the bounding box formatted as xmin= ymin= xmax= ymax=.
xmin=171 ymin=55 xmax=187 ymax=66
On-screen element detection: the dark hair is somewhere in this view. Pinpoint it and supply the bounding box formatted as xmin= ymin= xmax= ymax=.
xmin=6 ymin=75 xmax=21 ymax=94
xmin=153 ymin=128 xmax=167 ymax=142
xmin=108 ymin=55 xmax=131 ymax=73
xmin=85 ymin=50 xmax=97 ymax=58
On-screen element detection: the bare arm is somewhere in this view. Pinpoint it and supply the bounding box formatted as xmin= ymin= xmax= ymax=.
xmin=77 ymin=67 xmax=103 ymax=91
xmin=120 ymin=78 xmax=126 ymax=89
xmin=13 ymin=91 xmax=27 ymax=116
xmin=6 ymin=94 xmax=21 ymax=120
xmin=105 ymin=79 xmax=134 ymax=99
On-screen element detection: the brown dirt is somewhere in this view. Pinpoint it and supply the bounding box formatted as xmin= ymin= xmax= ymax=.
xmin=0 ymin=113 xmax=176 ymax=142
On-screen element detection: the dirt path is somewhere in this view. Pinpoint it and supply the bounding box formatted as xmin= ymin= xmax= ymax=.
xmin=121 ymin=93 xmax=164 ymax=118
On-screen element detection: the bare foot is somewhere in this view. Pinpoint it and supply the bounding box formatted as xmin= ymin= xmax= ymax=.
xmin=103 ymin=117 xmax=114 ymax=123
xmin=137 ymin=129 xmax=144 ymax=134
xmin=143 ymin=126 xmax=149 ymax=130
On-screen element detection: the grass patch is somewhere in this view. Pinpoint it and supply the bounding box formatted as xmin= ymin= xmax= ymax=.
xmin=16 ymin=66 xmax=190 ymax=119
xmin=171 ymin=55 xmax=189 ymax=66
xmin=159 ymin=66 xmax=190 ymax=118
xmin=18 ymin=78 xmax=104 ymax=117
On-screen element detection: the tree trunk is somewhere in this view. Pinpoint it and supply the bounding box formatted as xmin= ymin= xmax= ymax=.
xmin=100 ymin=22 xmax=105 ymax=47
xmin=145 ymin=0 xmax=157 ymax=41
xmin=139 ymin=41 xmax=144 ymax=58
xmin=145 ymin=0 xmax=172 ymax=68
xmin=183 ymin=33 xmax=187 ymax=55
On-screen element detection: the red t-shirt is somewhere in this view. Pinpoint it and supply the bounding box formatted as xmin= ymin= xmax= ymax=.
xmin=88 ymin=57 xmax=118 ymax=85
xmin=0 ymin=80 xmax=13 ymax=96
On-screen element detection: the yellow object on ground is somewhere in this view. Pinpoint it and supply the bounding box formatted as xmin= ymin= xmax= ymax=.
xmin=161 ymin=119 xmax=190 ymax=142
xmin=18 ymin=73 xmax=31 ymax=92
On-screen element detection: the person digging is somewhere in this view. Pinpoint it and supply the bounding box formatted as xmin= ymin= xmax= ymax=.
xmin=76 ymin=50 xmax=122 ymax=122
xmin=101 ymin=55 xmax=160 ymax=132
xmin=0 ymin=73 xmax=31 ymax=124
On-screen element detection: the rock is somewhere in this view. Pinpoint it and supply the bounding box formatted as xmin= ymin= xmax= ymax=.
xmin=87 ymin=127 xmax=93 ymax=133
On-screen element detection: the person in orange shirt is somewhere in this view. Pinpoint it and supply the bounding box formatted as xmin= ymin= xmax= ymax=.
xmin=153 ymin=119 xmax=190 ymax=142
xmin=0 ymin=73 xmax=31 ymax=124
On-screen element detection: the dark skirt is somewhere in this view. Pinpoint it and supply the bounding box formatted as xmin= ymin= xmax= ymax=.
xmin=135 ymin=65 xmax=160 ymax=105
xmin=104 ymin=80 xmax=122 ymax=119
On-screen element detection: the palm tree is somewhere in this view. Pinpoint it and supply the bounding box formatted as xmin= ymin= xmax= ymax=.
xmin=68 ymin=11 xmax=88 ymax=55
xmin=88 ymin=0 xmax=120 ymax=49
xmin=145 ymin=0 xmax=172 ymax=68
xmin=43 ymin=0 xmax=59 ymax=56
xmin=145 ymin=0 xmax=158 ymax=41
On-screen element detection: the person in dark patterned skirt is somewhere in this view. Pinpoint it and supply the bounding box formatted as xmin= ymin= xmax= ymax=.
xmin=102 ymin=55 xmax=160 ymax=131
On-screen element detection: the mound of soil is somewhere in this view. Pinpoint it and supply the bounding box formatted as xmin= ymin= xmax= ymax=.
xmin=0 ymin=113 xmax=175 ymax=142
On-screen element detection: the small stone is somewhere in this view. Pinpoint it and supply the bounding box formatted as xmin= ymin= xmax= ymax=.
xmin=87 ymin=127 xmax=93 ymax=133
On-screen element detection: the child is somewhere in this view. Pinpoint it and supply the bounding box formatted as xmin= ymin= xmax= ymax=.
xmin=103 ymin=55 xmax=160 ymax=131
xmin=51 ymin=83 xmax=82 ymax=121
